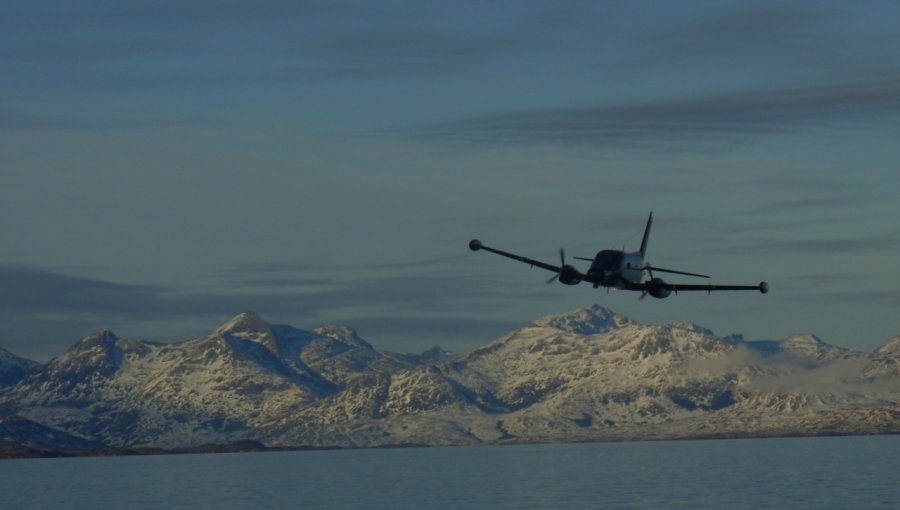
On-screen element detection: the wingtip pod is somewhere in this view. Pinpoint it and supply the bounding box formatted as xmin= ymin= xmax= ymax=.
xmin=469 ymin=239 xmax=483 ymax=251
xmin=760 ymin=281 xmax=769 ymax=294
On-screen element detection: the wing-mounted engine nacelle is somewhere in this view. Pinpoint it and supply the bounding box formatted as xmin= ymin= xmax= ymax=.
xmin=648 ymin=277 xmax=671 ymax=298
xmin=559 ymin=265 xmax=582 ymax=285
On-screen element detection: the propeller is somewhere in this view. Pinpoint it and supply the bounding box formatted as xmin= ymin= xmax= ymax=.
xmin=546 ymin=248 xmax=566 ymax=284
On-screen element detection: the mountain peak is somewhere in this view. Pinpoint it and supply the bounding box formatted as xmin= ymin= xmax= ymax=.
xmin=669 ymin=321 xmax=717 ymax=337
xmin=779 ymin=333 xmax=858 ymax=361
xmin=215 ymin=311 xmax=272 ymax=337
xmin=86 ymin=329 xmax=118 ymax=341
xmin=872 ymin=335 xmax=900 ymax=357
xmin=784 ymin=333 xmax=825 ymax=344
xmin=312 ymin=324 xmax=372 ymax=349
xmin=531 ymin=304 xmax=633 ymax=335
xmin=75 ymin=330 xmax=120 ymax=350
xmin=0 ymin=347 xmax=38 ymax=386
xmin=781 ymin=334 xmax=828 ymax=349
xmin=0 ymin=346 xmax=34 ymax=363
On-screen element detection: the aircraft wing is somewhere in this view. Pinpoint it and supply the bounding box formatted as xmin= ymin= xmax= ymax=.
xmin=632 ymin=281 xmax=770 ymax=294
xmin=469 ymin=240 xmax=561 ymax=273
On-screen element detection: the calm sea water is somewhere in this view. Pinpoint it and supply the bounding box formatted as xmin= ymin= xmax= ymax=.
xmin=1 ymin=435 xmax=897 ymax=510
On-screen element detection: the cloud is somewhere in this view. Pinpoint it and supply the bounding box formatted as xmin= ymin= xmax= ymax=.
xmin=0 ymin=259 xmax=522 ymax=321
xmin=642 ymin=3 xmax=829 ymax=65
xmin=4 ymin=1 xmax=536 ymax=85
xmin=807 ymin=290 xmax=900 ymax=308
xmin=224 ymin=254 xmax=464 ymax=275
xmin=216 ymin=256 xmax=494 ymax=309
xmin=0 ymin=107 xmax=188 ymax=132
xmin=277 ymin=29 xmax=532 ymax=81
xmin=0 ymin=265 xmax=166 ymax=317
xmin=416 ymin=74 xmax=900 ymax=149
xmin=624 ymin=1 xmax=900 ymax=92
xmin=706 ymin=230 xmax=900 ymax=258
xmin=0 ymin=262 xmax=539 ymax=359
xmin=753 ymin=195 xmax=869 ymax=213
xmin=761 ymin=236 xmax=900 ymax=255
xmin=0 ymin=264 xmax=312 ymax=324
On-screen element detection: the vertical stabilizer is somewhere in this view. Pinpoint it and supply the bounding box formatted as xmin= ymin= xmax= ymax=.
xmin=639 ymin=212 xmax=653 ymax=257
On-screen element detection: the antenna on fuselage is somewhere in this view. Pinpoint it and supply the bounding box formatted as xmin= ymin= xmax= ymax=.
xmin=639 ymin=212 xmax=653 ymax=258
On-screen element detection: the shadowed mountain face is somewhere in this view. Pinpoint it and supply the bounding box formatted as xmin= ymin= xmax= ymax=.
xmin=0 ymin=415 xmax=106 ymax=456
xmin=0 ymin=347 xmax=38 ymax=387
xmin=1 ymin=307 xmax=897 ymax=450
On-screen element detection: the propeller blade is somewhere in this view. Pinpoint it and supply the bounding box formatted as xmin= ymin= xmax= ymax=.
xmin=639 ymin=291 xmax=648 ymax=301
xmin=547 ymin=248 xmax=566 ymax=284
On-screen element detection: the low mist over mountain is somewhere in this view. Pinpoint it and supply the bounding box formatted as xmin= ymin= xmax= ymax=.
xmin=1 ymin=306 xmax=897 ymax=453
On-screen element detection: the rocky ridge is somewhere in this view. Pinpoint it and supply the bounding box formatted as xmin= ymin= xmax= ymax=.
xmin=1 ymin=305 xmax=897 ymax=452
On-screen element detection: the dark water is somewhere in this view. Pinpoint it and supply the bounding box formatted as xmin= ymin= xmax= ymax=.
xmin=2 ymin=435 xmax=897 ymax=509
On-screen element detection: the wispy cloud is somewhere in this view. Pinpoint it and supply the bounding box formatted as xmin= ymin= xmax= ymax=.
xmin=0 ymin=107 xmax=189 ymax=132
xmin=0 ymin=265 xmax=166 ymax=317
xmin=224 ymin=254 xmax=465 ymax=276
xmin=0 ymin=262 xmax=539 ymax=358
xmin=4 ymin=1 xmax=536 ymax=85
xmin=277 ymin=30 xmax=532 ymax=81
xmin=805 ymin=290 xmax=900 ymax=309
xmin=641 ymin=4 xmax=829 ymax=66
xmin=754 ymin=195 xmax=870 ymax=213
xmin=417 ymin=74 xmax=900 ymax=149
xmin=761 ymin=236 xmax=900 ymax=254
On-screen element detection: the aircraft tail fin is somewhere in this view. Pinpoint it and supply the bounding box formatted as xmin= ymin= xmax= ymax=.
xmin=639 ymin=212 xmax=653 ymax=257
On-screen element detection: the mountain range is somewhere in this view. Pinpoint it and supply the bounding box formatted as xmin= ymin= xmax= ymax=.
xmin=1 ymin=305 xmax=897 ymax=455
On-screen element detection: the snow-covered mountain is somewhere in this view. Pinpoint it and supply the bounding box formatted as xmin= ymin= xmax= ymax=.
xmin=1 ymin=306 xmax=897 ymax=450
xmin=864 ymin=336 xmax=900 ymax=378
xmin=4 ymin=312 xmax=422 ymax=447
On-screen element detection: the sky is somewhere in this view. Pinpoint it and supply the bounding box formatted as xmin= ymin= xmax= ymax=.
xmin=2 ymin=0 xmax=899 ymax=361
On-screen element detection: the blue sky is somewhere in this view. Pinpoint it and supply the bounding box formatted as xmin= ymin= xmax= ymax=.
xmin=2 ymin=0 xmax=899 ymax=360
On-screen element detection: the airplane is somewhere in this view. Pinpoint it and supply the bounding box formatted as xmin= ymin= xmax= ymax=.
xmin=469 ymin=212 xmax=768 ymax=299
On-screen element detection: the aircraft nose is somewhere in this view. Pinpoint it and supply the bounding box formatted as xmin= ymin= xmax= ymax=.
xmin=469 ymin=239 xmax=483 ymax=251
